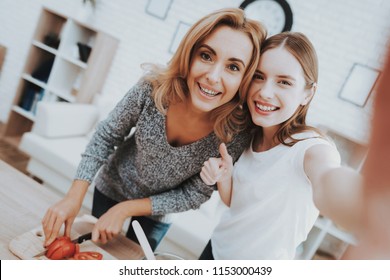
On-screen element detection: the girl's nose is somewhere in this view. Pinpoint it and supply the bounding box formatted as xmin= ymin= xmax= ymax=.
xmin=259 ymin=82 xmax=274 ymax=100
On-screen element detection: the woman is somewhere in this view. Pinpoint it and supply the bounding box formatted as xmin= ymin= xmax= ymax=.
xmin=42 ymin=8 xmax=267 ymax=251
xmin=200 ymin=32 xmax=364 ymax=259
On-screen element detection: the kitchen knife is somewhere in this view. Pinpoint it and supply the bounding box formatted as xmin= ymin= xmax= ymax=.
xmin=33 ymin=232 xmax=93 ymax=258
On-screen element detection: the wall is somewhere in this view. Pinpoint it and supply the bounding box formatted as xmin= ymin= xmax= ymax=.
xmin=0 ymin=0 xmax=389 ymax=144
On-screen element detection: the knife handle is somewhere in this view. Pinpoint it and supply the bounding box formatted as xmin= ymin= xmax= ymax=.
xmin=76 ymin=232 xmax=92 ymax=244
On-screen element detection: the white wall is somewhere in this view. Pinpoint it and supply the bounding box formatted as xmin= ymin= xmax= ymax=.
xmin=0 ymin=0 xmax=389 ymax=144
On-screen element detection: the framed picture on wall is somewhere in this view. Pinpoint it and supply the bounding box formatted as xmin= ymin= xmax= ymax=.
xmin=338 ymin=63 xmax=381 ymax=107
xmin=145 ymin=0 xmax=173 ymax=20
xmin=169 ymin=21 xmax=191 ymax=54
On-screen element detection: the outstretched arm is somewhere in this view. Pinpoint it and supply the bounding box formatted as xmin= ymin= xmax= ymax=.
xmin=304 ymin=144 xmax=363 ymax=232
xmin=343 ymin=46 xmax=390 ymax=259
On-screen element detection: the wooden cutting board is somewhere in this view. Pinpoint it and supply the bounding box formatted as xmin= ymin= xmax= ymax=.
xmin=8 ymin=214 xmax=116 ymax=260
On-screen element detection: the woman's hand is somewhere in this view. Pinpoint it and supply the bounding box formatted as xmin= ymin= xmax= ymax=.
xmin=42 ymin=197 xmax=81 ymax=247
xmin=200 ymin=143 xmax=233 ymax=186
xmin=91 ymin=202 xmax=128 ymax=244
xmin=42 ymin=180 xmax=89 ymax=247
xmin=91 ymin=198 xmax=152 ymax=244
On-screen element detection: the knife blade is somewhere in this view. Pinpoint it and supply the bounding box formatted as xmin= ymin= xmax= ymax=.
xmin=33 ymin=232 xmax=93 ymax=258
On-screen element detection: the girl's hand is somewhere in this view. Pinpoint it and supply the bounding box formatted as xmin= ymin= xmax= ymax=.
xmin=91 ymin=202 xmax=128 ymax=244
xmin=200 ymin=143 xmax=233 ymax=185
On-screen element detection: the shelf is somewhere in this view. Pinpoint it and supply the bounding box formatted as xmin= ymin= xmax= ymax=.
xmin=315 ymin=216 xmax=357 ymax=245
xmin=21 ymin=74 xmax=47 ymax=89
xmin=3 ymin=7 xmax=119 ymax=147
xmin=31 ymin=40 xmax=58 ymax=56
xmin=326 ymin=224 xmax=357 ymax=245
xmin=47 ymin=88 xmax=75 ymax=103
xmin=60 ymin=53 xmax=88 ymax=69
xmin=12 ymin=106 xmax=36 ymax=122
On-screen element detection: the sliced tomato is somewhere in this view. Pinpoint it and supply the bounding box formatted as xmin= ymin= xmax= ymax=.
xmin=46 ymin=236 xmax=76 ymax=260
xmin=73 ymin=251 xmax=103 ymax=260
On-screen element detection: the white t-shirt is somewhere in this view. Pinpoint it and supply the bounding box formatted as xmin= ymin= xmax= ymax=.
xmin=211 ymin=132 xmax=340 ymax=260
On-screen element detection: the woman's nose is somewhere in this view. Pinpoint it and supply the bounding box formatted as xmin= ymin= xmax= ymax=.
xmin=206 ymin=64 xmax=223 ymax=84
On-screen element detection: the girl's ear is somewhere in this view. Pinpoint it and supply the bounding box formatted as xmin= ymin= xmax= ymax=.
xmin=301 ymin=83 xmax=316 ymax=106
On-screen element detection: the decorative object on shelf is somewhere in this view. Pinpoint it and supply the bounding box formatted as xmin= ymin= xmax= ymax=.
xmin=145 ymin=0 xmax=173 ymax=20
xmin=239 ymin=0 xmax=293 ymax=36
xmin=82 ymin=0 xmax=96 ymax=9
xmin=338 ymin=63 xmax=381 ymax=107
xmin=19 ymin=57 xmax=55 ymax=112
xmin=77 ymin=42 xmax=92 ymax=63
xmin=169 ymin=21 xmax=191 ymax=54
xmin=43 ymin=32 xmax=60 ymax=49
xmin=78 ymin=0 xmax=97 ymax=22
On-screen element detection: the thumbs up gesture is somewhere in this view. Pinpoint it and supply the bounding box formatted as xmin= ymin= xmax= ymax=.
xmin=200 ymin=143 xmax=233 ymax=186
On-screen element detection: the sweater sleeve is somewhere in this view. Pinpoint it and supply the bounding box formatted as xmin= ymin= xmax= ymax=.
xmin=150 ymin=174 xmax=214 ymax=215
xmin=75 ymin=81 xmax=151 ymax=182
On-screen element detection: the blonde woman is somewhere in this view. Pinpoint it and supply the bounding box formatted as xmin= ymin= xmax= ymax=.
xmin=42 ymin=8 xmax=266 ymax=251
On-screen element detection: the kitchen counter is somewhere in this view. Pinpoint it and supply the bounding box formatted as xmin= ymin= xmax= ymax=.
xmin=0 ymin=160 xmax=144 ymax=260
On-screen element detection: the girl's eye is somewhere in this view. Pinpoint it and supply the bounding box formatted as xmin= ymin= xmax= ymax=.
xmin=228 ymin=64 xmax=240 ymax=72
xmin=253 ymin=73 xmax=264 ymax=80
xmin=200 ymin=52 xmax=212 ymax=61
xmin=280 ymin=80 xmax=292 ymax=86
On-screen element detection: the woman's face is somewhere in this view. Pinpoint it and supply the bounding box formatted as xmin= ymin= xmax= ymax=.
xmin=187 ymin=25 xmax=253 ymax=113
xmin=247 ymin=47 xmax=312 ymax=130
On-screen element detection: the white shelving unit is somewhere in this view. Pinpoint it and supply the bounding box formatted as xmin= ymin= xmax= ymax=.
xmin=3 ymin=7 xmax=119 ymax=146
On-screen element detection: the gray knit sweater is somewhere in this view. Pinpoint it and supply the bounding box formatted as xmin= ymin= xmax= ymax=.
xmin=75 ymin=81 xmax=250 ymax=217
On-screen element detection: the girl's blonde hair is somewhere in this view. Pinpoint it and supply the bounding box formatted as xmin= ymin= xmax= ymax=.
xmin=143 ymin=8 xmax=266 ymax=143
xmin=259 ymin=32 xmax=323 ymax=146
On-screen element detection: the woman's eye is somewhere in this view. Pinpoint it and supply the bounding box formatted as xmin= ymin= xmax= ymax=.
xmin=228 ymin=64 xmax=240 ymax=72
xmin=200 ymin=52 xmax=211 ymax=61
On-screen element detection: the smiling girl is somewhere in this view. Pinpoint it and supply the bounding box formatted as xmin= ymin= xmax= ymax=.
xmin=42 ymin=8 xmax=266 ymax=250
xmin=200 ymin=32 xmax=364 ymax=259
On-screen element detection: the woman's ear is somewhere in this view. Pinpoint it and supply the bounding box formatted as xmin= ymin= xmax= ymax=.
xmin=301 ymin=83 xmax=316 ymax=106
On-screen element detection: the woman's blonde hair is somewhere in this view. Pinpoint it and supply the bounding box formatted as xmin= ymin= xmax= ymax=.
xmin=143 ymin=8 xmax=266 ymax=143
xmin=259 ymin=32 xmax=323 ymax=146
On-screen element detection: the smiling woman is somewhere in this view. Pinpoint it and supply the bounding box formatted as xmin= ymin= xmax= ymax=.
xmin=41 ymin=8 xmax=267 ymax=253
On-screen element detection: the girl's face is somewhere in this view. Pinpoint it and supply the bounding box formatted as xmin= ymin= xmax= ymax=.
xmin=187 ymin=25 xmax=253 ymax=113
xmin=247 ymin=47 xmax=312 ymax=131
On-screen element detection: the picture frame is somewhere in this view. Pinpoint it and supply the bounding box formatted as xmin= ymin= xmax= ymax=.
xmin=169 ymin=21 xmax=191 ymax=54
xmin=145 ymin=0 xmax=173 ymax=20
xmin=338 ymin=63 xmax=380 ymax=107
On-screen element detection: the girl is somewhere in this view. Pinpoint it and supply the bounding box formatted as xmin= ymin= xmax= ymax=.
xmin=42 ymin=8 xmax=267 ymax=250
xmin=200 ymin=32 xmax=363 ymax=259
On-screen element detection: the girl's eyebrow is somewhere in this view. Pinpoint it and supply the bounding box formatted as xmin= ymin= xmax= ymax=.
xmin=256 ymin=69 xmax=296 ymax=81
xmin=255 ymin=69 xmax=263 ymax=75
xmin=199 ymin=44 xmax=247 ymax=68
xmin=278 ymin=75 xmax=296 ymax=81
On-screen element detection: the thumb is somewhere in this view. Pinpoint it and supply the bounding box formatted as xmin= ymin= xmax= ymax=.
xmin=219 ymin=143 xmax=231 ymax=161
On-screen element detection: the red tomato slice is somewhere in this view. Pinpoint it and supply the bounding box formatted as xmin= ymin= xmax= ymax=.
xmin=46 ymin=236 xmax=76 ymax=260
xmin=73 ymin=251 xmax=103 ymax=260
